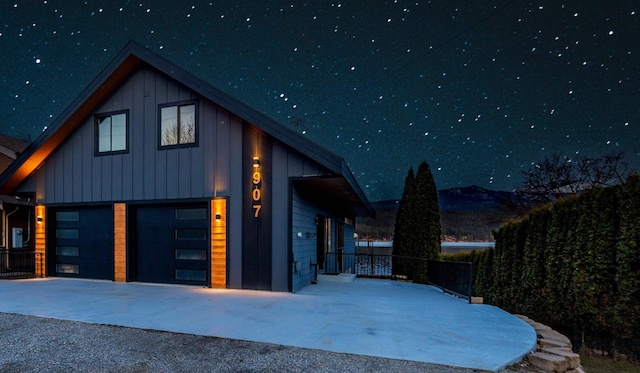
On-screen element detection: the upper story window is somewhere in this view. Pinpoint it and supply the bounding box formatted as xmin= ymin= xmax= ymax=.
xmin=96 ymin=110 xmax=128 ymax=155
xmin=159 ymin=101 xmax=197 ymax=148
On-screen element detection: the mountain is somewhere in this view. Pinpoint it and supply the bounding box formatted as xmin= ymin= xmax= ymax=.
xmin=358 ymin=185 xmax=525 ymax=241
xmin=372 ymin=185 xmax=517 ymax=211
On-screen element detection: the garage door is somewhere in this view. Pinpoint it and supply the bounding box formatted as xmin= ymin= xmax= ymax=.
xmin=133 ymin=203 xmax=209 ymax=286
xmin=52 ymin=206 xmax=114 ymax=280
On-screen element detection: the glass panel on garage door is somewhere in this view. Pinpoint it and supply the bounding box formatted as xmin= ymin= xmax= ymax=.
xmin=52 ymin=206 xmax=114 ymax=280
xmin=134 ymin=204 xmax=209 ymax=286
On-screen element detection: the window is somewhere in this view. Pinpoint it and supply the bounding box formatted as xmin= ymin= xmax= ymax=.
xmin=56 ymin=211 xmax=79 ymax=222
xmin=56 ymin=264 xmax=79 ymax=274
xmin=159 ymin=102 xmax=197 ymax=147
xmin=96 ymin=111 xmax=128 ymax=154
xmin=56 ymin=229 xmax=79 ymax=239
xmin=175 ymin=207 xmax=207 ymax=220
xmin=175 ymin=228 xmax=207 ymax=240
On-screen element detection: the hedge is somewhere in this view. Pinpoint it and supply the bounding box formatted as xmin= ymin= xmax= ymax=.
xmin=441 ymin=174 xmax=640 ymax=357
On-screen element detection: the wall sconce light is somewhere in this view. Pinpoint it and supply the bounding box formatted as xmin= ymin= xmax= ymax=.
xmin=252 ymin=156 xmax=260 ymax=168
xmin=296 ymin=232 xmax=303 ymax=239
xmin=37 ymin=216 xmax=43 ymax=224
xmin=215 ymin=213 xmax=221 ymax=221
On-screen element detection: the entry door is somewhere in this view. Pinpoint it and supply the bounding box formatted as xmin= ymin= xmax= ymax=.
xmin=134 ymin=204 xmax=209 ymax=286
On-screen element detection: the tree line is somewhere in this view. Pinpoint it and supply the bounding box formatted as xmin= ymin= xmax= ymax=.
xmin=444 ymin=174 xmax=640 ymax=358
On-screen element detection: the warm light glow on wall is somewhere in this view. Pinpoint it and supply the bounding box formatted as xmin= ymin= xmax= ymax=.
xmin=34 ymin=205 xmax=46 ymax=278
xmin=114 ymin=203 xmax=127 ymax=282
xmin=211 ymin=198 xmax=227 ymax=288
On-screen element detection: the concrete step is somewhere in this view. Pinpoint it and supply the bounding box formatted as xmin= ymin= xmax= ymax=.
xmin=317 ymin=273 xmax=356 ymax=283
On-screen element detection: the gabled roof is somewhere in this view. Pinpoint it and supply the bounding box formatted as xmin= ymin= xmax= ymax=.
xmin=0 ymin=40 xmax=374 ymax=217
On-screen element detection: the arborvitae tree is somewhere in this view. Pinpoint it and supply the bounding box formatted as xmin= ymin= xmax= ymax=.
xmin=414 ymin=162 xmax=442 ymax=261
xmin=392 ymin=167 xmax=416 ymax=277
xmin=392 ymin=162 xmax=441 ymax=282
xmin=614 ymin=174 xmax=640 ymax=345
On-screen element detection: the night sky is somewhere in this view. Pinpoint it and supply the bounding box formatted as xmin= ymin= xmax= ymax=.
xmin=1 ymin=1 xmax=638 ymax=201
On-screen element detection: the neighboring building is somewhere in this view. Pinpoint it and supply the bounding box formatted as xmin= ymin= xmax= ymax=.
xmin=0 ymin=135 xmax=33 ymax=252
xmin=0 ymin=41 xmax=374 ymax=292
xmin=0 ymin=134 xmax=30 ymax=175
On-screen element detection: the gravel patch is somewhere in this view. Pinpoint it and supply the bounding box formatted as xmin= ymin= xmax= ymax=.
xmin=0 ymin=312 xmax=487 ymax=373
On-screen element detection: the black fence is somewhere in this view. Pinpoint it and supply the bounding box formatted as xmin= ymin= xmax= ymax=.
xmin=324 ymin=252 xmax=472 ymax=302
xmin=0 ymin=249 xmax=42 ymax=279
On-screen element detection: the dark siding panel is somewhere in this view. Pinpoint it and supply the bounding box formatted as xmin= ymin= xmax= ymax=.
xmin=271 ymin=142 xmax=289 ymax=291
xmin=121 ymin=69 xmax=137 ymax=201
xmin=63 ymin=137 xmax=73 ymax=202
xmin=227 ymin=115 xmax=243 ymax=289
xmin=202 ymin=102 xmax=216 ymax=195
xmin=165 ymin=150 xmax=178 ymax=199
xmin=129 ymin=72 xmax=149 ymax=200
xmin=44 ymin=156 xmax=56 ymax=202
xmin=291 ymin=188 xmax=318 ymax=292
xmin=82 ymin=120 xmax=93 ymax=202
xmin=190 ymin=105 xmax=205 ymax=197
xmin=140 ymin=69 xmax=156 ymax=200
xmin=72 ymin=130 xmax=83 ymax=202
xmin=91 ymin=156 xmax=101 ymax=201
xmin=215 ymin=109 xmax=230 ymax=195
xmin=53 ymin=150 xmax=64 ymax=202
xmin=101 ymin=156 xmax=112 ymax=201
xmin=242 ymin=124 xmax=272 ymax=290
xmin=178 ymin=148 xmax=191 ymax=199
xmin=112 ymin=154 xmax=123 ymax=200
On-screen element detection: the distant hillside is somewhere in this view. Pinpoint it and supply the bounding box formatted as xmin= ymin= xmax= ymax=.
xmin=356 ymin=185 xmax=525 ymax=242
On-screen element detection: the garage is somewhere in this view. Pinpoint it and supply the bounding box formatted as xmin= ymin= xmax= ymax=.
xmin=132 ymin=203 xmax=209 ymax=286
xmin=51 ymin=206 xmax=114 ymax=280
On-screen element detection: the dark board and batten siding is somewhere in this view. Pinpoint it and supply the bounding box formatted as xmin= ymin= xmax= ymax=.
xmin=21 ymin=67 xmax=245 ymax=204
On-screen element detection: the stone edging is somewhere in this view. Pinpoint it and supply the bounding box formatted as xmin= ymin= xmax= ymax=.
xmin=514 ymin=315 xmax=584 ymax=373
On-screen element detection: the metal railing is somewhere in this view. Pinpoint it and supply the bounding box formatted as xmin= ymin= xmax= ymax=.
xmin=324 ymin=252 xmax=472 ymax=301
xmin=427 ymin=260 xmax=472 ymax=301
xmin=0 ymin=249 xmax=42 ymax=279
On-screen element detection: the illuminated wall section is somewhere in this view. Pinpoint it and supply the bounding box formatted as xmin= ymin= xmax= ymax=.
xmin=35 ymin=205 xmax=46 ymax=277
xmin=114 ymin=203 xmax=127 ymax=282
xmin=211 ymin=198 xmax=227 ymax=288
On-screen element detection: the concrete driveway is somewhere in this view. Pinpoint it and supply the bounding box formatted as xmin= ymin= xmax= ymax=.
xmin=0 ymin=277 xmax=536 ymax=372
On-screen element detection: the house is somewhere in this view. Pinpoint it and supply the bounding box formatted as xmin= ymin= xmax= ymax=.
xmin=0 ymin=41 xmax=374 ymax=292
xmin=0 ymin=135 xmax=33 ymax=251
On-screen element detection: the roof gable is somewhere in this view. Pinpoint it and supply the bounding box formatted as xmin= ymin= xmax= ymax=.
xmin=0 ymin=41 xmax=373 ymax=216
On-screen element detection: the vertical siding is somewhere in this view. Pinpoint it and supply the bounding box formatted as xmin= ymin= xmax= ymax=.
xmin=226 ymin=116 xmax=243 ymax=289
xmin=291 ymin=187 xmax=319 ymax=293
xmin=22 ymin=67 xmax=219 ymax=204
xmin=271 ymin=142 xmax=289 ymax=291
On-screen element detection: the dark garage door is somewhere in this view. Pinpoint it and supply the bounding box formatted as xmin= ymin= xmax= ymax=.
xmin=52 ymin=206 xmax=114 ymax=280
xmin=133 ymin=203 xmax=209 ymax=286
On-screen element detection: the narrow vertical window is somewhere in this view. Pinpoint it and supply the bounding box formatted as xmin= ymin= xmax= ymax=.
xmin=159 ymin=102 xmax=197 ymax=147
xmin=96 ymin=111 xmax=128 ymax=154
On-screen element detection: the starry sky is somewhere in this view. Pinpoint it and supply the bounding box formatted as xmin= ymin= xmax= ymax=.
xmin=1 ymin=0 xmax=638 ymax=201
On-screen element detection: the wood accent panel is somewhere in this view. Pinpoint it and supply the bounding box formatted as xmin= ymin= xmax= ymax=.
xmin=35 ymin=205 xmax=46 ymax=278
xmin=211 ymin=199 xmax=227 ymax=288
xmin=114 ymin=203 xmax=127 ymax=282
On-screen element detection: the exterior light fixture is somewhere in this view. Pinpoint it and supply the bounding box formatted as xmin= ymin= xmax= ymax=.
xmin=215 ymin=213 xmax=221 ymax=221
xmin=37 ymin=216 xmax=43 ymax=224
xmin=252 ymin=156 xmax=260 ymax=168
xmin=297 ymin=232 xmax=303 ymax=239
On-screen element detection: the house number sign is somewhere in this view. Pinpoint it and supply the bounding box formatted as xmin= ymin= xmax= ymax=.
xmin=252 ymin=166 xmax=262 ymax=218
